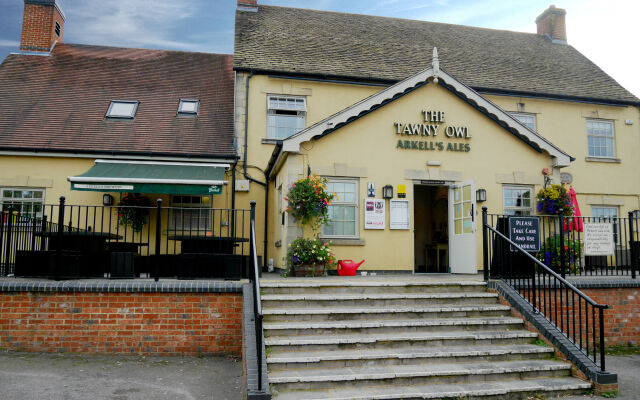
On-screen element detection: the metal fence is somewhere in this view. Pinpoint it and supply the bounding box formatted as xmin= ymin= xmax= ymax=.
xmin=486 ymin=213 xmax=638 ymax=278
xmin=1 ymin=197 xmax=253 ymax=280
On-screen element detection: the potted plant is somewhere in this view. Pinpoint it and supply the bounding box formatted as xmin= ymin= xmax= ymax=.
xmin=536 ymin=184 xmax=573 ymax=216
xmin=117 ymin=193 xmax=151 ymax=232
xmin=538 ymin=234 xmax=581 ymax=274
xmin=285 ymin=175 xmax=334 ymax=233
xmin=286 ymin=238 xmax=336 ymax=277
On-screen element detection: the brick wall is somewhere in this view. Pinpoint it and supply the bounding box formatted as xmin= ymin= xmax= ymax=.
xmin=582 ymin=288 xmax=639 ymax=346
xmin=20 ymin=3 xmax=64 ymax=52
xmin=0 ymin=291 xmax=243 ymax=355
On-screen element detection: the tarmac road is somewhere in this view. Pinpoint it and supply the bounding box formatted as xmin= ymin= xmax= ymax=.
xmin=0 ymin=351 xmax=243 ymax=400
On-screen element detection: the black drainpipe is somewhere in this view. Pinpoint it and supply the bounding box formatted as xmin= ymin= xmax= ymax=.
xmin=242 ymin=71 xmax=269 ymax=271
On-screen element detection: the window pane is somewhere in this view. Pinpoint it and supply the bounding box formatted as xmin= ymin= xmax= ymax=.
xmin=108 ymin=102 xmax=137 ymax=118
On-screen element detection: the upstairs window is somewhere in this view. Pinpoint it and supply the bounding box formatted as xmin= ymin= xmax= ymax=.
xmin=178 ymin=99 xmax=200 ymax=116
xmin=267 ymin=95 xmax=306 ymax=139
xmin=587 ymin=119 xmax=615 ymax=158
xmin=510 ymin=112 xmax=536 ymax=131
xmin=106 ymin=101 xmax=138 ymax=119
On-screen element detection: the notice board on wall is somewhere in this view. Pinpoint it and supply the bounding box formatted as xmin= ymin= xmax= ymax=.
xmin=364 ymin=199 xmax=385 ymax=229
xmin=390 ymin=200 xmax=410 ymax=230
xmin=583 ymin=223 xmax=615 ymax=256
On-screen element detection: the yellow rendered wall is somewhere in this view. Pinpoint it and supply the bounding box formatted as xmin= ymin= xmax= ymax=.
xmin=274 ymin=83 xmax=555 ymax=271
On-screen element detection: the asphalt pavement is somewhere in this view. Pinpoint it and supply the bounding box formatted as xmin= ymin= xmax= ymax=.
xmin=0 ymin=351 xmax=243 ymax=400
xmin=559 ymin=354 xmax=640 ymax=399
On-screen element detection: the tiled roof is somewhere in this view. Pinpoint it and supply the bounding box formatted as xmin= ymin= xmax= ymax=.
xmin=234 ymin=6 xmax=639 ymax=105
xmin=0 ymin=43 xmax=236 ymax=159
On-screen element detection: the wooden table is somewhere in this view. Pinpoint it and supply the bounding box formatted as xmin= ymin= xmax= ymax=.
xmin=167 ymin=235 xmax=248 ymax=255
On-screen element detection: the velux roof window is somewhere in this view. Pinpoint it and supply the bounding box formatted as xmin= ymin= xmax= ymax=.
xmin=178 ymin=99 xmax=200 ymax=116
xmin=106 ymin=101 xmax=138 ymax=119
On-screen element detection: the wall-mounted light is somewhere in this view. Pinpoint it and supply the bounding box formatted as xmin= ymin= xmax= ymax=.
xmin=382 ymin=185 xmax=393 ymax=199
xmin=476 ymin=189 xmax=487 ymax=203
xmin=103 ymin=194 xmax=114 ymax=206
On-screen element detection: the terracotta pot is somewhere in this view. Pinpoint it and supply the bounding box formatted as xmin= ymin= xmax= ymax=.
xmin=293 ymin=264 xmax=325 ymax=277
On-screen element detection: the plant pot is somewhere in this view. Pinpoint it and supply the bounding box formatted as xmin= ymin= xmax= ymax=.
xmin=293 ymin=263 xmax=325 ymax=277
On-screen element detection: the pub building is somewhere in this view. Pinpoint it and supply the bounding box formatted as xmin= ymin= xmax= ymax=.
xmin=233 ymin=1 xmax=640 ymax=274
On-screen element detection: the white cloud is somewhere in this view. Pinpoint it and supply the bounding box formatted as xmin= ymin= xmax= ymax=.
xmin=64 ymin=0 xmax=212 ymax=52
xmin=0 ymin=39 xmax=19 ymax=48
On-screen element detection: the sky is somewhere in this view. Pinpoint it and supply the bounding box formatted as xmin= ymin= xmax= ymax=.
xmin=0 ymin=0 xmax=638 ymax=98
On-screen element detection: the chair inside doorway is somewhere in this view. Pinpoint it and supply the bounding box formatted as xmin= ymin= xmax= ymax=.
xmin=414 ymin=185 xmax=448 ymax=273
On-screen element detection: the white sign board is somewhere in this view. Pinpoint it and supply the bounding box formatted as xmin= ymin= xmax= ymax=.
xmin=390 ymin=200 xmax=410 ymax=230
xmin=583 ymin=222 xmax=615 ymax=256
xmin=364 ymin=199 xmax=385 ymax=229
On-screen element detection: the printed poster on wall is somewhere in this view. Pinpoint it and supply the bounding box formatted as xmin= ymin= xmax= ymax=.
xmin=364 ymin=199 xmax=385 ymax=229
xmin=583 ymin=222 xmax=615 ymax=256
xmin=390 ymin=200 xmax=410 ymax=230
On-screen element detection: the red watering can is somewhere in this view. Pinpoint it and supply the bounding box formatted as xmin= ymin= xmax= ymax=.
xmin=337 ymin=259 xmax=365 ymax=276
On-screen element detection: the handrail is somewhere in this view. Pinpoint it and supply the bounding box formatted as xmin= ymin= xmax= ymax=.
xmin=249 ymin=200 xmax=264 ymax=392
xmin=486 ymin=225 xmax=608 ymax=309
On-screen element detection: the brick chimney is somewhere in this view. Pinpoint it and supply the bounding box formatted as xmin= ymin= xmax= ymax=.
xmin=237 ymin=0 xmax=258 ymax=11
xmin=20 ymin=0 xmax=66 ymax=53
xmin=536 ymin=5 xmax=567 ymax=43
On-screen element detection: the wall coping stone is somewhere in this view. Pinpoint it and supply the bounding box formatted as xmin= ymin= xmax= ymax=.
xmin=0 ymin=278 xmax=246 ymax=293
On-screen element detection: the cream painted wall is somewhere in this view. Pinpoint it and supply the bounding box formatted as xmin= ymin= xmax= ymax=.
xmin=272 ymin=83 xmax=555 ymax=271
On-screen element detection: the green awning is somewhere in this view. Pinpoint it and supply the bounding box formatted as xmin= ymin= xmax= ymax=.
xmin=68 ymin=160 xmax=228 ymax=195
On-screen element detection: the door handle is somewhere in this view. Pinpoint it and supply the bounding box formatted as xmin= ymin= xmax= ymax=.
xmin=470 ymin=203 xmax=474 ymax=222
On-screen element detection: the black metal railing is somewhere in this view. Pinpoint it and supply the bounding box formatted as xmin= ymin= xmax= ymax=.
xmin=1 ymin=196 xmax=253 ymax=280
xmin=249 ymin=200 xmax=265 ymax=392
xmin=484 ymin=213 xmax=638 ymax=278
xmin=482 ymin=207 xmax=609 ymax=370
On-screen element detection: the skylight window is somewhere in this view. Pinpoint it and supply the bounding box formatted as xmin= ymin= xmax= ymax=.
xmin=178 ymin=99 xmax=200 ymax=115
xmin=106 ymin=101 xmax=138 ymax=119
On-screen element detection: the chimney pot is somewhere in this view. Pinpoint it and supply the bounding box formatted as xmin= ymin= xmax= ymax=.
xmin=20 ymin=0 xmax=66 ymax=53
xmin=536 ymin=4 xmax=567 ymax=43
xmin=238 ymin=0 xmax=258 ymax=11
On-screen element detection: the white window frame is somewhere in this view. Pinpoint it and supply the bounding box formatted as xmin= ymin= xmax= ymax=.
xmin=591 ymin=206 xmax=620 ymax=245
xmin=510 ymin=112 xmax=537 ymax=131
xmin=169 ymin=195 xmax=212 ymax=231
xmin=1 ymin=188 xmax=46 ymax=224
xmin=106 ymin=100 xmax=139 ymax=119
xmin=586 ymin=119 xmax=616 ymax=159
xmin=502 ymin=185 xmax=533 ymax=216
xmin=178 ymin=99 xmax=200 ymax=116
xmin=322 ymin=178 xmax=359 ymax=239
xmin=266 ymin=94 xmax=307 ymax=139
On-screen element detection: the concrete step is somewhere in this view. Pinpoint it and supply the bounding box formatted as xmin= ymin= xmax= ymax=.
xmin=268 ymin=359 xmax=572 ymax=390
xmin=260 ymin=279 xmax=486 ymax=295
xmin=266 ymin=344 xmax=555 ymax=369
xmin=263 ymin=316 xmax=524 ymax=336
xmin=261 ymin=291 xmax=499 ymax=307
xmin=271 ymin=377 xmax=591 ymax=400
xmin=265 ymin=329 xmax=539 ymax=352
xmin=262 ymin=304 xmax=512 ymax=322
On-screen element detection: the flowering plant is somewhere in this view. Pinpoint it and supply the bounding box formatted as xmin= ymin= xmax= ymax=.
xmin=285 ymin=175 xmax=335 ymax=232
xmin=536 ymin=184 xmax=573 ymax=216
xmin=285 ymin=238 xmax=336 ymax=268
xmin=538 ymin=234 xmax=581 ymax=274
xmin=117 ymin=193 xmax=151 ymax=232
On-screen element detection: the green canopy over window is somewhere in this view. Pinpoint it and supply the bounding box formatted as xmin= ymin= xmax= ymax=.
xmin=68 ymin=160 xmax=227 ymax=195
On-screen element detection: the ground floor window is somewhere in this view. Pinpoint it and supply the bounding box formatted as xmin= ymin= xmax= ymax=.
xmin=591 ymin=206 xmax=619 ymax=244
xmin=502 ymin=185 xmax=533 ymax=215
xmin=169 ymin=195 xmax=212 ymax=230
xmin=1 ymin=188 xmax=45 ymax=222
xmin=323 ymin=179 xmax=358 ymax=238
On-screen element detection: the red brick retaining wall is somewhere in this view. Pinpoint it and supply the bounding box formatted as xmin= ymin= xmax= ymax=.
xmin=0 ymin=292 xmax=243 ymax=355
xmin=581 ymin=287 xmax=639 ymax=346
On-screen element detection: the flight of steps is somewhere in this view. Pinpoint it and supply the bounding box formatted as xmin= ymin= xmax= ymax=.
xmin=260 ymin=278 xmax=591 ymax=400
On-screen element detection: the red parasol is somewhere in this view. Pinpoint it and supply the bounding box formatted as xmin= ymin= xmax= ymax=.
xmin=564 ymin=187 xmax=583 ymax=232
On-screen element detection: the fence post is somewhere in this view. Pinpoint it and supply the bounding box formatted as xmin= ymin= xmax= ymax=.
xmin=3 ymin=207 xmax=12 ymax=277
xmin=559 ymin=215 xmax=566 ymax=278
xmin=250 ymin=200 xmax=256 ymax=280
xmin=482 ymin=207 xmax=489 ymax=281
xmin=599 ymin=307 xmax=606 ymax=372
xmin=40 ymin=215 xmax=47 ymax=250
xmin=55 ymin=196 xmax=66 ymax=281
xmin=154 ymin=198 xmax=162 ymax=282
xmin=629 ymin=211 xmax=637 ymax=279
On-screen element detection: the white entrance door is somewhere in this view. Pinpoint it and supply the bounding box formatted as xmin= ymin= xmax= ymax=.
xmin=449 ymin=180 xmax=477 ymax=274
